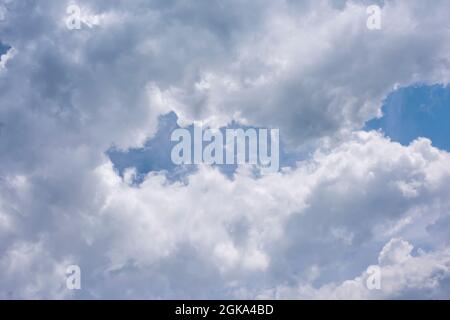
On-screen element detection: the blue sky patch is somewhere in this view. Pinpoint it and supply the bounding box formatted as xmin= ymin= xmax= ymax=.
xmin=0 ymin=41 xmax=10 ymax=55
xmin=365 ymin=84 xmax=450 ymax=152
xmin=108 ymin=112 xmax=295 ymax=181
xmin=110 ymin=84 xmax=450 ymax=182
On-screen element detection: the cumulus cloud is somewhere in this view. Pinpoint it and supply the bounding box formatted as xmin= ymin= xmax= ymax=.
xmin=3 ymin=129 xmax=450 ymax=298
xmin=159 ymin=0 xmax=450 ymax=147
xmin=89 ymin=132 xmax=450 ymax=299
xmin=258 ymin=238 xmax=450 ymax=299
xmin=0 ymin=0 xmax=450 ymax=299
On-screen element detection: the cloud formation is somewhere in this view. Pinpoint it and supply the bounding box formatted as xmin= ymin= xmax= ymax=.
xmin=0 ymin=0 xmax=450 ymax=299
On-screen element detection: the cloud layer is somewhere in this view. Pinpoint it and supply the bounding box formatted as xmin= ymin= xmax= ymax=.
xmin=1 ymin=0 xmax=450 ymax=299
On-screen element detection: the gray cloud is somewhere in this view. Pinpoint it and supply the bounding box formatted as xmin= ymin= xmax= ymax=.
xmin=1 ymin=0 xmax=450 ymax=299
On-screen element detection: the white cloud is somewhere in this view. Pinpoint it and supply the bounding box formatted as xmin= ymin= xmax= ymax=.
xmin=257 ymin=238 xmax=450 ymax=299
xmin=2 ymin=131 xmax=450 ymax=298
xmin=1 ymin=0 xmax=450 ymax=299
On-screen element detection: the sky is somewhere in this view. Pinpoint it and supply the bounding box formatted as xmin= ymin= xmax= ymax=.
xmin=366 ymin=84 xmax=450 ymax=152
xmin=1 ymin=0 xmax=450 ymax=299
xmin=0 ymin=42 xmax=8 ymax=55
